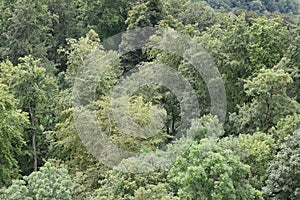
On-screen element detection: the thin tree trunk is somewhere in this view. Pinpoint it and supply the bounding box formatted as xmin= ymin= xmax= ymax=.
xmin=172 ymin=110 xmax=175 ymax=134
xmin=29 ymin=106 xmax=38 ymax=171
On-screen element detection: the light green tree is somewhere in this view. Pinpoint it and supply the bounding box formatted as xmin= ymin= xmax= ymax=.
xmin=1 ymin=162 xmax=73 ymax=200
xmin=219 ymin=132 xmax=277 ymax=189
xmin=94 ymin=169 xmax=169 ymax=200
xmin=49 ymin=30 xmax=119 ymax=199
xmin=165 ymin=115 xmax=262 ymax=199
xmin=270 ymin=114 xmax=300 ymax=143
xmin=50 ymin=29 xmax=170 ymax=198
xmin=130 ymin=183 xmax=179 ymax=200
xmin=168 ymin=138 xmax=262 ymax=199
xmin=263 ymin=131 xmax=300 ymax=199
xmin=0 ymin=84 xmax=28 ymax=187
xmin=230 ymin=67 xmax=299 ymax=134
xmin=199 ymin=14 xmax=292 ymax=113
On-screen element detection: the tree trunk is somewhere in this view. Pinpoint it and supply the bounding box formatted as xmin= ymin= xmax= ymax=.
xmin=29 ymin=106 xmax=38 ymax=171
xmin=172 ymin=110 xmax=175 ymax=134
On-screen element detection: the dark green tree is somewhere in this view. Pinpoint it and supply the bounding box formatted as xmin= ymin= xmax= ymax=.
xmin=47 ymin=0 xmax=85 ymax=71
xmin=120 ymin=0 xmax=166 ymax=71
xmin=83 ymin=0 xmax=133 ymax=39
xmin=2 ymin=0 xmax=54 ymax=65
xmin=199 ymin=0 xmax=300 ymax=14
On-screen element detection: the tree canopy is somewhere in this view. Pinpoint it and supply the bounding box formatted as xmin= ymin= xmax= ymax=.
xmin=0 ymin=0 xmax=299 ymax=199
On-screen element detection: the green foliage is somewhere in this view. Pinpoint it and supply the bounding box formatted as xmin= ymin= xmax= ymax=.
xmin=1 ymin=56 xmax=58 ymax=173
xmin=91 ymin=116 xmax=218 ymax=199
xmin=165 ymin=0 xmax=218 ymax=32
xmin=1 ymin=0 xmax=300 ymax=199
xmin=11 ymin=56 xmax=57 ymax=173
xmin=47 ymin=0 xmax=85 ymax=71
xmin=2 ymin=0 xmax=54 ymax=64
xmin=230 ymin=68 xmax=299 ymax=133
xmin=187 ymin=114 xmax=225 ymax=140
xmin=263 ymin=131 xmax=300 ymax=199
xmin=61 ymin=29 xmax=122 ymax=95
xmin=47 ymin=99 xmax=107 ymax=199
xmin=62 ymin=29 xmax=101 ymax=83
xmin=83 ymin=0 xmax=133 ymax=39
xmin=199 ymin=14 xmax=292 ymax=112
xmin=286 ymin=19 xmax=300 ymax=102
xmin=1 ymin=162 xmax=74 ymax=200
xmin=270 ymin=114 xmax=300 ymax=143
xmin=11 ymin=56 xmax=57 ymax=112
xmin=247 ymin=17 xmax=290 ymax=69
xmin=219 ymin=132 xmax=277 ymax=189
xmin=48 ymin=30 xmax=119 ymax=198
xmin=50 ymin=28 xmax=170 ymax=198
xmin=95 ymin=96 xmax=168 ymax=153
xmin=94 ymin=169 xmax=168 ymax=200
xmin=130 ymin=183 xmax=179 ymax=200
xmin=0 ymin=180 xmax=31 ymax=200
xmin=168 ymin=138 xmax=262 ymax=199
xmin=0 ymin=84 xmax=28 ymax=187
xmin=120 ymin=0 xmax=166 ymax=69
xmin=126 ymin=0 xmax=165 ymax=29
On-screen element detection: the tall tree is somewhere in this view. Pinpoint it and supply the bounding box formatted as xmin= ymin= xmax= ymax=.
xmin=125 ymin=0 xmax=165 ymax=29
xmin=286 ymin=18 xmax=300 ymax=103
xmin=3 ymin=56 xmax=58 ymax=173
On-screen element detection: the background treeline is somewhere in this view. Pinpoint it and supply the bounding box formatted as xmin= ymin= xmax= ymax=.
xmin=198 ymin=0 xmax=300 ymax=14
xmin=0 ymin=0 xmax=300 ymax=199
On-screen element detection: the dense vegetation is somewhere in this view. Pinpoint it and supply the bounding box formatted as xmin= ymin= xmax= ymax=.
xmin=0 ymin=0 xmax=299 ymax=199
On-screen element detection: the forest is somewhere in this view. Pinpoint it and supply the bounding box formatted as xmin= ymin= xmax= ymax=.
xmin=0 ymin=0 xmax=300 ymax=199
